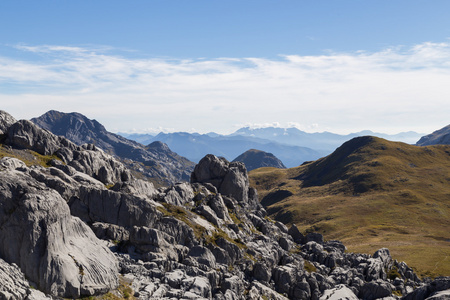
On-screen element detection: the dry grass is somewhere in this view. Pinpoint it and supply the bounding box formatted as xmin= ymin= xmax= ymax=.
xmin=0 ymin=144 xmax=62 ymax=167
xmin=250 ymin=137 xmax=450 ymax=278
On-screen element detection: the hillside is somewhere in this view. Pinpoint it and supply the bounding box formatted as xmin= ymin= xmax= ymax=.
xmin=232 ymin=149 xmax=286 ymax=171
xmin=250 ymin=136 xmax=450 ymax=278
xmin=416 ymin=124 xmax=450 ymax=146
xmin=31 ymin=110 xmax=195 ymax=185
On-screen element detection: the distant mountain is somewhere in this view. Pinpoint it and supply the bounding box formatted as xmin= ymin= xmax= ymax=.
xmin=31 ymin=110 xmax=195 ymax=185
xmin=232 ymin=127 xmax=424 ymax=151
xmin=250 ymin=136 xmax=450 ymax=277
xmin=121 ymin=127 xmax=423 ymax=169
xmin=125 ymin=132 xmax=325 ymax=168
xmin=416 ymin=124 xmax=450 ymax=146
xmin=232 ymin=149 xmax=286 ymax=171
xmin=116 ymin=132 xmax=155 ymax=145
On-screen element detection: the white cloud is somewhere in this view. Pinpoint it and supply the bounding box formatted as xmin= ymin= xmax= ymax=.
xmin=0 ymin=42 xmax=449 ymax=134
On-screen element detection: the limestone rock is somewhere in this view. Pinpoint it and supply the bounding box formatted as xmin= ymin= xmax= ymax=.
xmin=191 ymin=154 xmax=259 ymax=209
xmin=320 ymin=284 xmax=359 ymax=300
xmin=0 ymin=110 xmax=17 ymax=135
xmin=359 ymin=279 xmax=393 ymax=300
xmin=6 ymin=119 xmax=76 ymax=156
xmin=0 ymin=258 xmax=31 ymax=300
xmin=0 ymin=157 xmax=26 ymax=171
xmin=0 ymin=170 xmax=119 ymax=298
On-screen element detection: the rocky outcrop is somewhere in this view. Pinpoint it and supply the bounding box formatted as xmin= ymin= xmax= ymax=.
xmin=31 ymin=110 xmax=195 ymax=184
xmin=233 ymin=148 xmax=286 ymax=171
xmin=6 ymin=119 xmax=77 ymax=156
xmin=0 ymin=110 xmax=16 ymax=136
xmin=0 ymin=163 xmax=118 ymax=298
xmin=191 ymin=154 xmax=260 ymax=209
xmin=402 ymin=277 xmax=450 ymax=300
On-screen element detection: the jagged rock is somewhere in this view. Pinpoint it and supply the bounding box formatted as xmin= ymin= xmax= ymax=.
xmin=324 ymin=240 xmax=346 ymax=254
xmin=182 ymin=276 xmax=212 ymax=298
xmin=0 ymin=170 xmax=118 ymax=298
xmin=67 ymin=147 xmax=131 ymax=185
xmin=191 ymin=154 xmax=260 ymax=209
xmin=197 ymin=204 xmax=223 ymax=227
xmin=403 ymin=277 xmax=450 ymax=300
xmin=273 ymin=264 xmax=298 ymax=295
xmin=373 ymin=248 xmax=394 ymax=270
xmin=320 ymin=284 xmax=359 ymax=300
xmin=288 ymin=224 xmax=305 ymax=244
xmin=306 ymin=232 xmax=324 ymax=244
xmin=248 ymin=281 xmax=290 ymax=300
xmin=160 ymin=182 xmax=195 ymax=206
xmin=130 ymin=226 xmax=178 ymax=260
xmin=0 ymin=258 xmax=31 ymax=300
xmin=186 ymin=246 xmax=217 ymax=269
xmin=359 ymin=279 xmax=393 ymax=300
xmin=0 ymin=110 xmax=17 ymax=135
xmin=293 ymin=277 xmax=312 ymax=299
xmin=111 ymin=179 xmax=158 ymax=198
xmin=71 ymin=186 xmax=160 ymax=228
xmin=208 ymin=194 xmax=233 ymax=223
xmin=6 ymin=119 xmax=76 ymax=156
xmin=91 ymin=222 xmax=130 ymax=241
xmin=253 ymin=262 xmax=272 ymax=283
xmin=0 ymin=157 xmax=26 ymax=171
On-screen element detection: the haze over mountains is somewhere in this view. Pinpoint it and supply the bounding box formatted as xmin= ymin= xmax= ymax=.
xmin=121 ymin=127 xmax=424 ymax=168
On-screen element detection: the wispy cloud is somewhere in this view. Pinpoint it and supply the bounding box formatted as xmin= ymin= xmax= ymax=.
xmin=1 ymin=42 xmax=449 ymax=134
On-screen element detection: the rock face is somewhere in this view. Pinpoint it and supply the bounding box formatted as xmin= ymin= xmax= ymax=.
xmin=416 ymin=124 xmax=450 ymax=146
xmin=0 ymin=110 xmax=443 ymax=299
xmin=191 ymin=154 xmax=259 ymax=209
xmin=0 ymin=110 xmax=17 ymax=135
xmin=233 ymin=148 xmax=286 ymax=171
xmin=31 ymin=110 xmax=195 ymax=184
xmin=0 ymin=160 xmax=118 ymax=298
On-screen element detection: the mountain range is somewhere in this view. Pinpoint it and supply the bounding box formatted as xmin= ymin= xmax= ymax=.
xmin=120 ymin=128 xmax=424 ymax=168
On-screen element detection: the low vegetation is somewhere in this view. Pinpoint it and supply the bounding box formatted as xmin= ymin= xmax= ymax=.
xmin=250 ymin=137 xmax=450 ymax=277
xmin=0 ymin=144 xmax=62 ymax=167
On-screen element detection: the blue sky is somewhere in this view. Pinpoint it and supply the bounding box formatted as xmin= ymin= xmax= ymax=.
xmin=1 ymin=1 xmax=450 ymax=135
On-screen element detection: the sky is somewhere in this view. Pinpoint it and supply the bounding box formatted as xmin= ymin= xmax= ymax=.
xmin=1 ymin=1 xmax=449 ymax=135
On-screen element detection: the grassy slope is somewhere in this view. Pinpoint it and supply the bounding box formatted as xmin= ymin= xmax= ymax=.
xmin=250 ymin=136 xmax=450 ymax=278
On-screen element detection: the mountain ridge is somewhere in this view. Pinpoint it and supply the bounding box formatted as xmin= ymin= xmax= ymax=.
xmin=232 ymin=149 xmax=286 ymax=171
xmin=416 ymin=124 xmax=450 ymax=146
xmin=31 ymin=110 xmax=195 ymax=185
